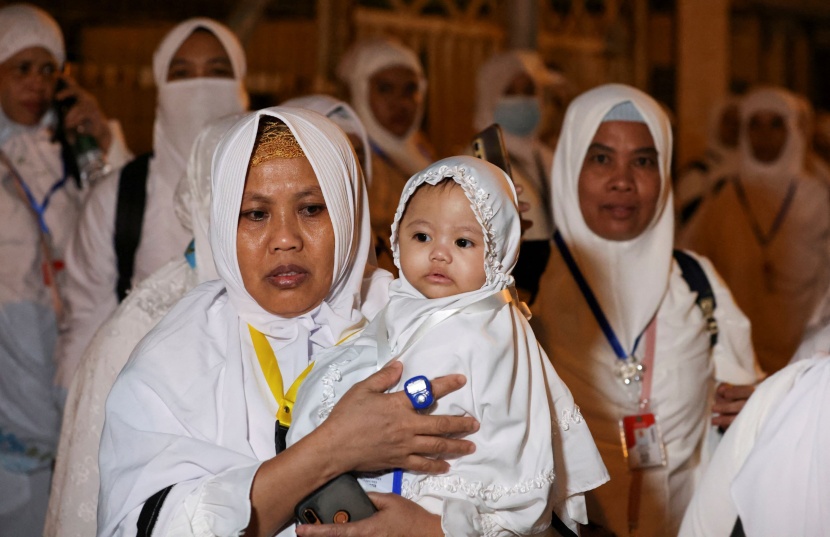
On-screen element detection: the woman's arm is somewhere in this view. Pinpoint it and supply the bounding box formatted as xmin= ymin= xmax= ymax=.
xmin=246 ymin=361 xmax=478 ymax=537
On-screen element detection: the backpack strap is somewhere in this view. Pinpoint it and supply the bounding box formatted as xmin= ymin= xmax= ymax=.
xmin=673 ymin=249 xmax=719 ymax=347
xmin=114 ymin=153 xmax=152 ymax=301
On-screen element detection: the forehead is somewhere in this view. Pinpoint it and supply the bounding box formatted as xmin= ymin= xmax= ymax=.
xmin=243 ymin=156 xmax=320 ymax=193
xmin=171 ymin=29 xmax=229 ymax=62
xmin=404 ymin=181 xmax=479 ymax=227
xmin=370 ymin=65 xmax=418 ymax=84
xmin=2 ymin=45 xmax=57 ymax=66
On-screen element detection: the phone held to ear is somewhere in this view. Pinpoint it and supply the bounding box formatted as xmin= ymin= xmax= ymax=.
xmin=295 ymin=474 xmax=377 ymax=525
xmin=52 ymin=75 xmax=110 ymax=187
xmin=471 ymin=123 xmax=513 ymax=180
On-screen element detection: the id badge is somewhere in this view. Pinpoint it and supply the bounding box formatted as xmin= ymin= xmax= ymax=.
xmin=358 ymin=469 xmax=403 ymax=495
xmin=619 ymin=413 xmax=667 ymax=470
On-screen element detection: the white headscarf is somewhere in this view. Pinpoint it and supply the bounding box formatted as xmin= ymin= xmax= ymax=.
xmin=731 ymin=355 xmax=830 ymax=536
xmin=281 ymin=94 xmax=373 ymax=186
xmin=739 ymin=87 xmax=807 ymax=186
xmin=382 ymin=155 xmax=521 ymax=350
xmin=338 ymin=37 xmax=430 ymax=176
xmin=0 ymin=4 xmax=64 ymax=65
xmin=552 ymin=83 xmax=674 ymax=351
xmin=211 ymin=107 xmax=373 ymax=344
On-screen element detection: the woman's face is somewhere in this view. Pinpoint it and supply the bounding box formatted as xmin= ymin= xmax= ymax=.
xmin=578 ymin=121 xmax=661 ymax=241
xmin=504 ymin=72 xmax=536 ymax=97
xmin=167 ymin=29 xmax=234 ymax=81
xmin=237 ymin=156 xmax=335 ymax=318
xmin=368 ymin=66 xmax=421 ymax=138
xmin=748 ymin=110 xmax=787 ymax=163
xmin=0 ymin=46 xmax=58 ymax=125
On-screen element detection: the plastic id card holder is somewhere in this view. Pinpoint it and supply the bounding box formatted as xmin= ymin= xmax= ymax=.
xmin=620 ymin=413 xmax=667 ymax=470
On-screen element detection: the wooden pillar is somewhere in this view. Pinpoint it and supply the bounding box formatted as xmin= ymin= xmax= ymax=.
xmin=676 ymin=0 xmax=730 ymax=166
xmin=507 ymin=0 xmax=537 ymax=49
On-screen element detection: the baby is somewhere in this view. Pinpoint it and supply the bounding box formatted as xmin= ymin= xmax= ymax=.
xmin=288 ymin=156 xmax=608 ymax=536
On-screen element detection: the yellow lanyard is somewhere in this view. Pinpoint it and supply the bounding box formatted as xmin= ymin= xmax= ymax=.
xmin=248 ymin=325 xmax=315 ymax=427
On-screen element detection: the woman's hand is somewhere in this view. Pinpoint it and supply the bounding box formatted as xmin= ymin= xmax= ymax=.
xmin=711 ymin=382 xmax=755 ymax=429
xmin=317 ymin=360 xmax=479 ymax=476
xmin=55 ymin=76 xmax=113 ymax=153
xmin=295 ymin=493 xmax=444 ymax=537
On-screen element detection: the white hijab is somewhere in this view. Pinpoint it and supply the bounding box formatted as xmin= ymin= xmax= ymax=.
xmin=551 ymin=83 xmax=674 ymax=351
xmin=281 ymin=94 xmax=373 ymax=186
xmin=338 ymin=37 xmax=430 ymax=176
xmin=731 ymin=355 xmax=830 ymax=536
xmin=0 ymin=3 xmax=65 ymax=144
xmin=211 ymin=107 xmax=375 ymax=344
xmin=98 ymin=107 xmax=383 ymax=535
xmin=738 ymin=87 xmax=807 ymax=189
xmin=383 ymin=155 xmax=521 ymax=350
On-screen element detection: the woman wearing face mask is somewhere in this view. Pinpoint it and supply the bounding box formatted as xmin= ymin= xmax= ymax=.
xmin=474 ymin=50 xmax=554 ymax=304
xmin=681 ymin=87 xmax=830 ymax=374
xmin=0 ymin=5 xmax=131 ymax=534
xmin=338 ymin=37 xmax=434 ymax=273
xmin=57 ymin=18 xmax=249 ymax=393
xmin=97 ymin=107 xmax=477 ymax=537
xmin=532 ymin=84 xmax=760 ymax=537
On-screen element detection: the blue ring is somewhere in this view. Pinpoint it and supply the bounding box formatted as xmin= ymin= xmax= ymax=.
xmin=404 ymin=375 xmax=434 ymax=410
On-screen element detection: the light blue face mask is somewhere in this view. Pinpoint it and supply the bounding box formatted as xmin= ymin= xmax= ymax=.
xmin=493 ymin=95 xmax=542 ymax=137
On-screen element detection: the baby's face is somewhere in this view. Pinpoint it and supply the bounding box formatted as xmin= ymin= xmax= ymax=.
xmin=398 ymin=181 xmax=486 ymax=299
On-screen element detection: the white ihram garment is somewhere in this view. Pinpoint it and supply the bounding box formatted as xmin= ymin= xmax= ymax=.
xmin=531 ymin=84 xmax=759 ymax=537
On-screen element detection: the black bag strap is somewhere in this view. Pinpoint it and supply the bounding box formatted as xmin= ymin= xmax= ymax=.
xmin=673 ymin=249 xmax=718 ymax=347
xmin=136 ymin=484 xmax=173 ymax=537
xmin=115 ymin=153 xmax=152 ymax=301
xmin=730 ymin=516 xmax=746 ymax=537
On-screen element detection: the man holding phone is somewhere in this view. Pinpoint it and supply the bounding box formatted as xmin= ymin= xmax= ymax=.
xmin=0 ymin=4 xmax=130 ymax=535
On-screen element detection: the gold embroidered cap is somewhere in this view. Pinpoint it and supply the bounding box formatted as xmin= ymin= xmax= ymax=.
xmin=250 ymin=120 xmax=305 ymax=166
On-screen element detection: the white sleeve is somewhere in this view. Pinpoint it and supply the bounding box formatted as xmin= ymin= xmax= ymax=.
xmin=692 ymin=253 xmax=764 ymax=383
xmin=55 ymin=178 xmax=119 ymax=391
xmin=104 ymin=119 xmax=133 ymax=171
xmin=163 ymin=465 xmax=260 ymax=537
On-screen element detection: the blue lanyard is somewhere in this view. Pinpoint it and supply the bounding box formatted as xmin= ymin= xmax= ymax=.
xmin=553 ymin=230 xmax=643 ymax=360
xmin=13 ymin=161 xmax=69 ymax=236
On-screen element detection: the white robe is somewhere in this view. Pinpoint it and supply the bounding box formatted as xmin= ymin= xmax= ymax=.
xmin=678 ymin=354 xmax=828 ymax=537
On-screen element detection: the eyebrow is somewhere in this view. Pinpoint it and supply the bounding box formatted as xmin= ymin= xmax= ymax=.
xmin=586 ymin=143 xmax=658 ymax=155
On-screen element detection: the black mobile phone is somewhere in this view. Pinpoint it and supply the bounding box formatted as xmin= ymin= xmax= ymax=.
xmin=471 ymin=123 xmax=513 ymax=179
xmin=295 ymin=474 xmax=377 ymax=525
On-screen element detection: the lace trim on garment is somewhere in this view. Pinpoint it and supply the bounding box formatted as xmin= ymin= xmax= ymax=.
xmin=390 ymin=164 xmax=509 ymax=286
xmin=132 ymin=266 xmax=195 ymax=321
xmin=318 ymin=358 xmax=356 ymax=420
xmin=555 ymin=405 xmax=584 ymax=432
xmin=403 ymin=469 xmax=555 ymax=503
